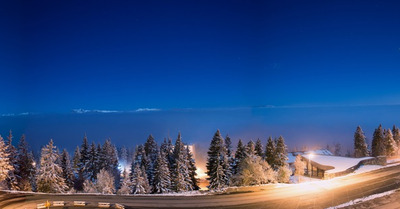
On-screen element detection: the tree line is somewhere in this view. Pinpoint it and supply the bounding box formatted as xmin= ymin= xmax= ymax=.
xmin=354 ymin=125 xmax=400 ymax=158
xmin=0 ymin=131 xmax=198 ymax=194
xmin=206 ymin=130 xmax=291 ymax=190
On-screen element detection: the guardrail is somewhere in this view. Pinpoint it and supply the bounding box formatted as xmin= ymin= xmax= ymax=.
xmin=53 ymin=201 xmax=65 ymax=206
xmin=98 ymin=202 xmax=111 ymax=208
xmin=74 ymin=201 xmax=86 ymax=206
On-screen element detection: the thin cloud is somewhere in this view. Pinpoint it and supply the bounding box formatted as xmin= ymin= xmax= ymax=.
xmin=1 ymin=112 xmax=32 ymax=117
xmin=135 ymin=108 xmax=161 ymax=112
xmin=72 ymin=109 xmax=120 ymax=114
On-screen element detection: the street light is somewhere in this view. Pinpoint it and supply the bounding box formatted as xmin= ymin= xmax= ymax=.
xmin=308 ymin=153 xmax=314 ymax=180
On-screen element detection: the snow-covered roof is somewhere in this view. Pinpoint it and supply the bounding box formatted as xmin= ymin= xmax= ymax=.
xmin=302 ymin=155 xmax=373 ymax=173
xmin=304 ymin=149 xmax=333 ymax=156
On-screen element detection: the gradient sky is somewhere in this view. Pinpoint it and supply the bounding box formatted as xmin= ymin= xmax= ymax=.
xmin=1 ymin=1 xmax=400 ymax=157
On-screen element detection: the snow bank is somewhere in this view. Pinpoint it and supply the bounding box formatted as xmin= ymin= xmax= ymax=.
xmin=302 ymin=155 xmax=373 ymax=173
xmin=326 ymin=189 xmax=398 ymax=209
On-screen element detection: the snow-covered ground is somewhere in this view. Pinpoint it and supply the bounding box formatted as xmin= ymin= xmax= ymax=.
xmin=326 ymin=189 xmax=398 ymax=209
xmin=302 ymin=155 xmax=373 ymax=173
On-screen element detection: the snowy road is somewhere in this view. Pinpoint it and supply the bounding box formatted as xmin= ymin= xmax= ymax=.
xmin=1 ymin=164 xmax=400 ymax=209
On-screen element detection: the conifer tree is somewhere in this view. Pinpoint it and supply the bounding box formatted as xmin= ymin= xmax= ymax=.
xmin=246 ymin=140 xmax=256 ymax=156
xmin=265 ymin=137 xmax=275 ymax=168
xmin=131 ymin=164 xmax=150 ymax=194
xmin=255 ymin=138 xmax=263 ymax=157
xmin=393 ymin=125 xmax=400 ymax=155
xmin=15 ymin=135 xmax=35 ymax=191
xmin=72 ymin=146 xmax=81 ymax=173
xmin=354 ymin=126 xmax=368 ymax=157
xmin=233 ymin=139 xmax=246 ymax=174
xmin=153 ymin=149 xmax=171 ymax=193
xmin=372 ymin=125 xmax=385 ymax=156
xmin=144 ymin=134 xmax=158 ymax=189
xmin=186 ymin=146 xmax=199 ymax=190
xmin=117 ymin=170 xmax=131 ymax=195
xmin=206 ymin=130 xmax=228 ymax=190
xmin=72 ymin=146 xmax=83 ymax=191
xmin=225 ymin=135 xmax=235 ymax=180
xmin=87 ymin=142 xmax=98 ymax=180
xmin=79 ymin=134 xmax=90 ymax=178
xmin=60 ymin=149 xmax=75 ymax=189
xmin=172 ymin=133 xmax=192 ymax=192
xmin=385 ymin=129 xmax=397 ymax=156
xmin=36 ymin=139 xmax=67 ymax=193
xmin=0 ymin=135 xmax=13 ymax=189
xmin=6 ymin=131 xmax=18 ymax=190
xmin=274 ymin=136 xmax=288 ymax=169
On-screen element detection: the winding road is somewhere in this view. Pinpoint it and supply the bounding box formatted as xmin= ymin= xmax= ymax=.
xmin=1 ymin=164 xmax=400 ymax=209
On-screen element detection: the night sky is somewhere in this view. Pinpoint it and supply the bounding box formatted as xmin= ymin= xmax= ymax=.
xmin=1 ymin=1 xmax=400 ymax=159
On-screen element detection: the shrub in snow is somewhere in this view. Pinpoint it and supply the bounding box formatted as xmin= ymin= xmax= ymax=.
xmin=83 ymin=179 xmax=97 ymax=193
xmin=96 ymin=168 xmax=115 ymax=194
xmin=276 ymin=165 xmax=292 ymax=183
xmin=293 ymin=155 xmax=305 ymax=176
xmin=233 ymin=155 xmax=275 ymax=186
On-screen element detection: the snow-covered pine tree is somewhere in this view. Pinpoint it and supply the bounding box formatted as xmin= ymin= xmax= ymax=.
xmin=96 ymin=168 xmax=115 ymax=194
xmin=265 ymin=137 xmax=275 ymax=168
xmin=186 ymin=146 xmax=199 ymax=190
xmin=372 ymin=124 xmax=385 ymax=157
xmin=100 ymin=139 xmax=120 ymax=189
xmin=131 ymin=164 xmax=150 ymax=194
xmin=255 ymin=138 xmax=263 ymax=157
xmin=117 ymin=170 xmax=131 ymax=195
xmin=354 ymin=126 xmax=369 ymax=157
xmin=6 ymin=131 xmax=18 ymax=190
xmin=274 ymin=136 xmax=288 ymax=169
xmin=206 ymin=130 xmax=228 ymax=190
xmin=36 ymin=139 xmax=67 ymax=193
xmin=385 ymin=128 xmax=397 ymax=156
xmin=393 ymin=125 xmax=400 ymax=156
xmin=72 ymin=146 xmax=81 ymax=173
xmin=79 ymin=134 xmax=90 ymax=179
xmin=246 ymin=140 xmax=256 ymax=156
xmin=0 ymin=135 xmax=13 ymax=189
xmin=87 ymin=142 xmax=98 ymax=181
xmin=60 ymin=149 xmax=75 ymax=190
xmin=15 ymin=135 xmax=35 ymax=191
xmin=225 ymin=135 xmax=235 ymax=182
xmin=233 ymin=139 xmax=246 ymax=174
xmin=166 ymin=138 xmax=175 ymax=182
xmin=172 ymin=133 xmax=192 ymax=192
xmin=152 ymin=149 xmax=171 ymax=193
xmin=144 ymin=134 xmax=158 ymax=189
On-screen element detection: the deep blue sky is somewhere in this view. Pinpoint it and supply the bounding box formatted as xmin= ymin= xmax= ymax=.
xmin=1 ymin=1 xmax=400 ymax=158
